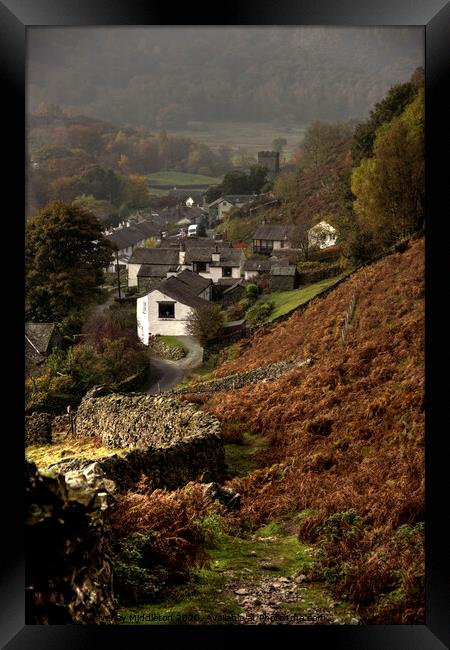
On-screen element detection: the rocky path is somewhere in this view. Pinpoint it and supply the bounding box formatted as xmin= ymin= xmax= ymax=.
xmin=223 ymin=534 xmax=359 ymax=626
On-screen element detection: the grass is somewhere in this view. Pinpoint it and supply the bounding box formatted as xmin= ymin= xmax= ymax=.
xmin=224 ymin=432 xmax=268 ymax=478
xmin=159 ymin=336 xmax=188 ymax=354
xmin=118 ymin=568 xmax=240 ymax=625
xmin=117 ymin=521 xmax=318 ymax=626
xmin=25 ymin=438 xmax=128 ymax=470
xmin=169 ymin=121 xmax=306 ymax=157
xmin=176 ymin=355 xmax=218 ymax=388
xmin=146 ymin=171 xmax=222 ymax=186
xmin=263 ymin=272 xmax=351 ymax=322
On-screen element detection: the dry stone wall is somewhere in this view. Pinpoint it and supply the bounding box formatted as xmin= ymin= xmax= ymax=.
xmin=173 ymin=359 xmax=313 ymax=395
xmin=25 ymin=412 xmax=53 ymax=446
xmin=58 ymin=387 xmax=225 ymax=492
xmin=25 ymin=460 xmax=117 ymax=624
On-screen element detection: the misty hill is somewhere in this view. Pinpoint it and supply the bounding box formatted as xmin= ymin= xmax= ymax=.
xmin=28 ymin=27 xmax=423 ymax=129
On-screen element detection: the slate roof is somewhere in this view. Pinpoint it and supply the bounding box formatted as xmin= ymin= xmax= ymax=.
xmin=183 ymin=239 xmax=231 ymax=249
xmin=223 ymin=194 xmax=257 ymax=204
xmin=270 ymin=266 xmax=297 ymax=276
xmin=221 ymin=280 xmax=245 ymax=294
xmin=243 ymin=259 xmax=273 ymax=272
xmin=129 ymin=247 xmax=179 ymax=266
xmin=134 ymin=221 xmax=161 ymax=238
xmin=253 ymin=224 xmax=296 ymax=241
xmin=106 ymin=222 xmax=161 ymax=250
xmin=155 ymin=276 xmax=211 ymax=310
xmin=25 ymin=323 xmax=58 ymax=355
xmin=25 ymin=322 xmax=60 ymax=373
xmin=137 ymin=264 xmax=176 ymax=278
xmin=185 ymin=247 xmax=243 ymax=266
xmin=209 ymin=249 xmax=243 ymax=267
xmin=175 ymin=269 xmax=212 ymax=295
xmin=105 ymin=226 xmax=143 ymax=251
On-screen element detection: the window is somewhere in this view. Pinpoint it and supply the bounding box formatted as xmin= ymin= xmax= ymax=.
xmin=222 ymin=267 xmax=232 ymax=277
xmin=158 ymin=302 xmax=175 ymax=319
xmin=194 ymin=261 xmax=207 ymax=273
xmin=142 ymin=301 xmax=147 ymax=314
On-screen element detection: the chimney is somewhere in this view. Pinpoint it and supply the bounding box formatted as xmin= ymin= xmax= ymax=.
xmin=211 ymin=245 xmax=220 ymax=263
xmin=179 ymin=240 xmax=186 ymax=266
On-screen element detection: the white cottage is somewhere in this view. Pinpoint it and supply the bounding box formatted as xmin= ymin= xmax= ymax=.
xmin=308 ymin=221 xmax=338 ymax=249
xmin=137 ymin=272 xmax=212 ymax=343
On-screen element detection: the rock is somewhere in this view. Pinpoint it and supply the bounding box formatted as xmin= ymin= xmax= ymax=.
xmin=350 ymin=618 xmax=360 ymax=625
xmin=235 ymin=588 xmax=250 ymax=595
xmin=260 ymin=563 xmax=281 ymax=571
xmin=203 ymin=482 xmax=241 ymax=510
xmin=294 ymin=574 xmax=307 ymax=583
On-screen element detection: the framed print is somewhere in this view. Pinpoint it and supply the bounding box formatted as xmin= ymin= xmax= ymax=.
xmin=1 ymin=0 xmax=449 ymax=647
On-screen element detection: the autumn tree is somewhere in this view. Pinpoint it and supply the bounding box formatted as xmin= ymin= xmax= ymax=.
xmin=125 ymin=174 xmax=150 ymax=208
xmin=298 ymin=122 xmax=353 ymax=168
xmin=351 ymin=89 xmax=424 ymax=248
xmin=26 ymin=201 xmax=114 ymax=321
xmin=186 ymin=304 xmax=224 ymax=345
xmin=75 ymin=165 xmax=125 ymax=205
xmin=273 ymin=170 xmax=299 ymax=204
xmin=351 ymin=67 xmax=424 ymax=165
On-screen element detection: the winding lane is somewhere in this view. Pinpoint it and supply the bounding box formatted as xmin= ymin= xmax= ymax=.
xmin=143 ymin=336 xmax=204 ymax=395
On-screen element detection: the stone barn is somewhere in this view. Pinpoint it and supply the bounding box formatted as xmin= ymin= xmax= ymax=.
xmin=270 ymin=265 xmax=299 ymax=291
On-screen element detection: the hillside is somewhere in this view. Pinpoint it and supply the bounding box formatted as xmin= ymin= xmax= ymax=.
xmin=184 ymin=237 xmax=424 ymax=623
xmin=28 ymin=27 xmax=423 ymax=128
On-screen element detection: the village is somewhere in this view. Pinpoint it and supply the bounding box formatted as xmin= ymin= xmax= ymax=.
xmin=25 ymin=149 xmax=341 ymax=389
xmin=104 ymin=152 xmax=338 ymax=375
xmin=22 ymin=23 xmax=427 ymax=633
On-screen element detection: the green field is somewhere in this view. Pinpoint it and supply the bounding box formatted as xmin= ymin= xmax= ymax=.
xmin=146 ymin=171 xmax=222 ymax=186
xmin=264 ymin=272 xmax=352 ymax=322
xmin=171 ymin=121 xmax=306 ymax=157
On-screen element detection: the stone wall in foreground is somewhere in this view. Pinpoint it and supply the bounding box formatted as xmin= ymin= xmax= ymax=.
xmin=25 ymin=461 xmax=117 ymax=624
xmin=50 ymin=386 xmax=225 ymax=493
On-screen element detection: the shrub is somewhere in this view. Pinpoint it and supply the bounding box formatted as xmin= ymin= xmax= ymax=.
xmin=112 ymin=533 xmax=170 ymax=604
xmin=245 ymin=283 xmax=259 ymax=298
xmin=246 ymin=301 xmax=274 ymax=326
xmin=110 ymin=481 xmax=221 ymax=600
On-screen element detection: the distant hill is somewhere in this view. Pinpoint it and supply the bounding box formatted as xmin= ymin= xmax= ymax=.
xmin=28 ymin=27 xmax=423 ymax=129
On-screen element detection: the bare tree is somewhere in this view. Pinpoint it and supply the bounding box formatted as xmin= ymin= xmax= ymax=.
xmin=186 ymin=303 xmax=225 ymax=346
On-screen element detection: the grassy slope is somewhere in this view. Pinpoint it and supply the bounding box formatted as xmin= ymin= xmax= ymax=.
xmin=26 ymin=439 xmax=128 ymax=469
xmin=264 ymin=272 xmax=351 ymax=322
xmin=185 ymin=238 xmax=424 ymax=623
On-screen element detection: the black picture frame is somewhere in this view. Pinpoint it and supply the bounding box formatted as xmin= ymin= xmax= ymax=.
xmin=2 ymin=1 xmax=449 ymax=648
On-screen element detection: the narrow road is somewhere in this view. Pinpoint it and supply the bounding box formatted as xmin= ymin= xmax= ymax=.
xmin=92 ymin=286 xmax=122 ymax=316
xmin=143 ymin=336 xmax=204 ymax=395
